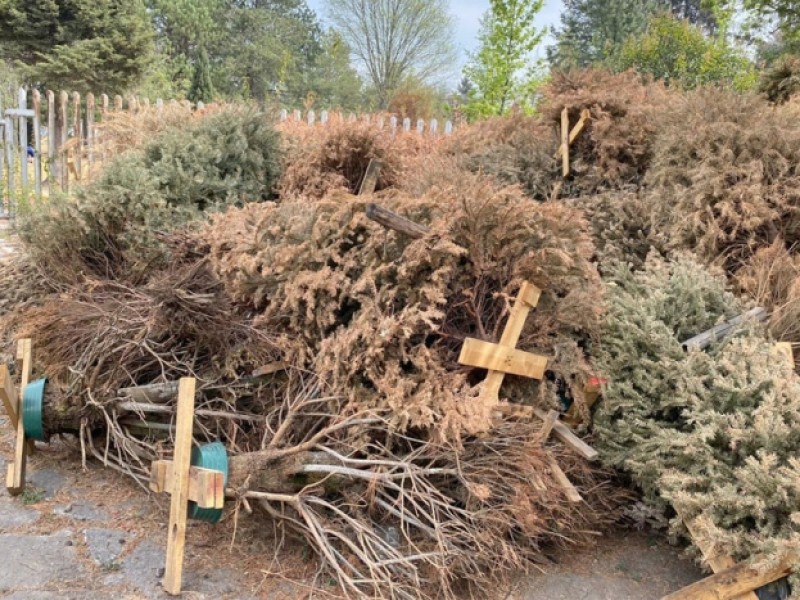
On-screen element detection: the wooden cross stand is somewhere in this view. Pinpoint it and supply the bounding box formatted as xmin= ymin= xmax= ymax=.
xmin=3 ymin=338 xmax=35 ymax=496
xmin=457 ymin=281 xmax=597 ymax=502
xmin=148 ymin=377 xmax=225 ymax=596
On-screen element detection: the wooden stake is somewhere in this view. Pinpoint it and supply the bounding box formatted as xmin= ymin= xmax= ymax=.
xmin=150 ymin=460 xmax=224 ymax=509
xmin=539 ymin=409 xmax=559 ymax=441
xmin=561 ymin=107 xmax=570 ymax=177
xmin=555 ymin=108 xmax=591 ymax=158
xmin=459 ymin=337 xmax=548 ymax=379
xmin=162 ymin=377 xmax=196 ymax=596
xmin=660 ymin=554 xmax=794 ymax=600
xmin=0 ymin=365 xmax=18 ymax=430
xmin=7 ymin=339 xmax=33 ymax=495
xmin=358 ymin=159 xmax=383 ymax=195
xmin=365 ymin=203 xmax=430 ymax=239
xmin=545 ymin=453 xmax=582 ymax=503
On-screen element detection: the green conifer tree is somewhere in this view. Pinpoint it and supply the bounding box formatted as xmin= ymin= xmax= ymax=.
xmin=0 ymin=0 xmax=154 ymax=92
xmin=188 ymin=47 xmax=215 ymax=104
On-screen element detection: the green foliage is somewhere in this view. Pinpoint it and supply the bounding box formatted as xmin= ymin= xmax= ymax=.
xmin=188 ymin=48 xmax=215 ymax=104
xmin=594 ymin=254 xmax=800 ymax=570
xmin=463 ymin=0 xmax=547 ymax=118
xmin=0 ymin=0 xmax=154 ymax=92
xmin=548 ymin=0 xmax=659 ymax=69
xmin=613 ymin=14 xmax=757 ymax=90
xmin=17 ymin=106 xmax=282 ymax=282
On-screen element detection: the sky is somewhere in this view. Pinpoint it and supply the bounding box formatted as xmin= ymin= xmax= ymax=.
xmin=306 ymin=0 xmax=565 ymax=85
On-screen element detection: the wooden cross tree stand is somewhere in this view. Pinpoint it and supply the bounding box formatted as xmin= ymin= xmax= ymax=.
xmin=148 ymin=377 xmax=226 ymax=596
xmin=457 ymin=281 xmax=598 ymax=503
xmin=3 ymin=338 xmax=36 ymax=496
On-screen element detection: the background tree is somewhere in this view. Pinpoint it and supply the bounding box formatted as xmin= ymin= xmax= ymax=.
xmin=325 ymin=0 xmax=457 ymax=108
xmin=463 ymin=0 xmax=546 ymax=118
xmin=548 ymin=0 xmax=659 ymax=68
xmin=0 ymin=0 xmax=154 ymax=92
xmin=188 ymin=47 xmax=215 ymax=104
xmin=613 ymin=14 xmax=756 ymax=89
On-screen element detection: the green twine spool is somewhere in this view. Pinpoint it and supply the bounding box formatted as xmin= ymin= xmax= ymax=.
xmin=187 ymin=441 xmax=228 ymax=523
xmin=22 ymin=378 xmax=46 ymax=442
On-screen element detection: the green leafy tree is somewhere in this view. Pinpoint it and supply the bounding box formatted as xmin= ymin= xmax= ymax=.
xmin=613 ymin=14 xmax=757 ymax=89
xmin=188 ymin=48 xmax=215 ymax=104
xmin=549 ymin=0 xmax=659 ymax=68
xmin=305 ymin=31 xmax=363 ymax=111
xmin=463 ymin=0 xmax=546 ymax=118
xmin=0 ymin=0 xmax=154 ymax=92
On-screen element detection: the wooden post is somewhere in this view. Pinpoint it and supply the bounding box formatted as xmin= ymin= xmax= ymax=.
xmin=0 ymin=95 xmax=5 ymax=214
xmin=358 ymin=159 xmax=383 ymax=195
xmin=32 ymin=90 xmax=42 ymax=198
xmin=114 ymin=95 xmax=123 ymax=112
xmin=86 ymin=93 xmax=94 ymax=173
xmin=71 ymin=92 xmax=81 ymax=181
xmin=18 ymin=88 xmax=28 ymax=193
xmin=7 ymin=339 xmax=32 ymax=495
xmin=5 ymin=110 xmax=15 ymax=204
xmin=46 ymin=91 xmax=55 ymax=197
xmin=0 ymin=365 xmax=19 ymax=430
xmin=561 ymin=107 xmax=570 ymax=177
xmin=162 ymin=377 xmax=196 ymax=595
xmin=58 ymin=91 xmax=68 ymax=192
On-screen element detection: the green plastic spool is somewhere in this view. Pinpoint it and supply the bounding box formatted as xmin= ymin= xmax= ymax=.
xmin=22 ymin=378 xmax=47 ymax=442
xmin=187 ymin=441 xmax=228 ymax=523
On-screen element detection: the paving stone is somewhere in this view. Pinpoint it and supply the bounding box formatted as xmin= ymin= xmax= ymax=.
xmin=27 ymin=468 xmax=67 ymax=499
xmin=55 ymin=501 xmax=107 ymax=522
xmin=0 ymin=501 xmax=40 ymax=530
xmin=122 ymin=540 xmax=167 ymax=599
xmin=84 ymin=528 xmax=128 ymax=566
xmin=0 ymin=530 xmax=84 ymax=592
xmin=184 ymin=567 xmax=239 ymax=596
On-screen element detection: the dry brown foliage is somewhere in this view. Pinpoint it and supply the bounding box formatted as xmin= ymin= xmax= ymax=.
xmin=208 ymin=176 xmax=603 ymax=439
xmin=441 ymin=111 xmax=559 ymax=200
xmin=97 ymin=101 xmax=194 ymax=160
xmin=541 ymin=69 xmax=670 ymax=196
xmin=646 ymin=88 xmax=800 ymax=272
xmin=277 ymin=115 xmax=439 ymax=199
xmin=735 ymin=240 xmax=800 ymax=356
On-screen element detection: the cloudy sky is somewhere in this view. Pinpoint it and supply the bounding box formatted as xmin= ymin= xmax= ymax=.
xmin=306 ymin=0 xmax=565 ymax=84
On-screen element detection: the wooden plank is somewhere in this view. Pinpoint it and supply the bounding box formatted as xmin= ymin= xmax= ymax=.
xmin=8 ymin=339 xmax=32 ymax=495
xmin=459 ymin=337 xmax=548 ymax=379
xmin=660 ymin=555 xmax=794 ymax=600
xmin=162 ymin=377 xmax=196 ymax=596
xmin=539 ymin=409 xmax=558 ymax=441
xmin=59 ymin=91 xmax=68 ymax=192
xmin=561 ymin=107 xmax=570 ymax=177
xmin=365 ymin=203 xmax=430 ymax=239
xmin=32 ymin=90 xmax=41 ymax=198
xmin=252 ymin=361 xmax=288 ymax=378
xmin=18 ymin=88 xmax=27 ymax=189
xmin=0 ymin=365 xmax=18 ymax=429
xmin=675 ymin=507 xmax=759 ymax=600
xmin=532 ymin=408 xmax=598 ymax=460
xmin=545 ymin=453 xmax=582 ymax=503
xmin=358 ymin=159 xmax=383 ymax=195
xmin=482 ymin=281 xmax=542 ymax=401
xmin=71 ymin=92 xmax=81 ymax=181
xmin=86 ymin=93 xmax=94 ymax=172
xmin=555 ymin=108 xmax=591 ymax=158
xmin=149 ymin=460 xmax=224 ymax=509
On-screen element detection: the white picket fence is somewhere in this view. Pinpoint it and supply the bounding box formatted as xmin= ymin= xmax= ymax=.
xmin=278 ymin=109 xmax=455 ymax=136
xmin=0 ymin=86 xmax=455 ymax=217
